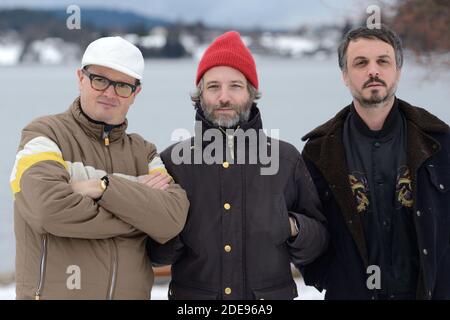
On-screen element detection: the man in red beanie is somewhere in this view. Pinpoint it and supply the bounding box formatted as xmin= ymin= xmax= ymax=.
xmin=191 ymin=31 xmax=260 ymax=129
xmin=148 ymin=31 xmax=328 ymax=300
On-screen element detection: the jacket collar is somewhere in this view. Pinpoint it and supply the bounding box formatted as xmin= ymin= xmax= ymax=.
xmin=302 ymin=97 xmax=449 ymax=178
xmin=301 ymin=97 xmax=449 ymax=267
xmin=302 ymin=98 xmax=449 ymax=141
xmin=350 ymin=98 xmax=401 ymax=140
xmin=69 ymin=97 xmax=128 ymax=143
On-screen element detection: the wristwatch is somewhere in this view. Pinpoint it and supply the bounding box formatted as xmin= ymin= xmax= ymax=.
xmin=100 ymin=175 xmax=109 ymax=192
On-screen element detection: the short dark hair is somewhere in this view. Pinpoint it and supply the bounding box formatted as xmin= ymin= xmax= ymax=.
xmin=338 ymin=25 xmax=403 ymax=71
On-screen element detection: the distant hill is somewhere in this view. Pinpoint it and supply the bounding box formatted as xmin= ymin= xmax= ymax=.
xmin=48 ymin=8 xmax=172 ymax=31
xmin=0 ymin=8 xmax=172 ymax=35
xmin=0 ymin=7 xmax=174 ymax=56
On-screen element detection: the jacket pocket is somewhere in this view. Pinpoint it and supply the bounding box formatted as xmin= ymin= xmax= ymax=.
xmin=426 ymin=165 xmax=450 ymax=194
xmin=270 ymin=194 xmax=291 ymax=245
xmin=168 ymin=281 xmax=219 ymax=300
xmin=252 ymin=281 xmax=298 ymax=300
xmin=34 ymin=234 xmax=48 ymax=300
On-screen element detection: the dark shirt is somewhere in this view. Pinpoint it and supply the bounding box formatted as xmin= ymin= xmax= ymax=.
xmin=342 ymin=99 xmax=419 ymax=298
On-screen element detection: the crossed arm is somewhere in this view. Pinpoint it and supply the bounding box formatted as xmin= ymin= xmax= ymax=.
xmin=71 ymin=171 xmax=171 ymax=199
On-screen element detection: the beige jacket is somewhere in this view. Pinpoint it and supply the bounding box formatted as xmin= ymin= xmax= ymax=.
xmin=10 ymin=97 xmax=189 ymax=299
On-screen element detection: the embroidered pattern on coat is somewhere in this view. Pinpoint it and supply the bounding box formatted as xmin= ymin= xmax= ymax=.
xmin=349 ymin=172 xmax=370 ymax=213
xmin=396 ymin=165 xmax=413 ymax=208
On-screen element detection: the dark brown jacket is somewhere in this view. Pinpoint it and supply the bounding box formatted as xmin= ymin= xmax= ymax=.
xmin=149 ymin=106 xmax=328 ymax=300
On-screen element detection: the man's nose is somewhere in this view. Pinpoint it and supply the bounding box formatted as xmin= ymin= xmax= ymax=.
xmin=102 ymin=83 xmax=117 ymax=98
xmin=218 ymin=88 xmax=231 ymax=104
xmin=367 ymin=61 xmax=380 ymax=78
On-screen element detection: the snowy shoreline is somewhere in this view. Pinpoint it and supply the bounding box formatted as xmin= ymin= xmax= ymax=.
xmin=0 ymin=276 xmax=324 ymax=300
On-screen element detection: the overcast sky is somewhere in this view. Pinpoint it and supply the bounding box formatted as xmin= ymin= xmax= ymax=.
xmin=0 ymin=0 xmax=376 ymax=29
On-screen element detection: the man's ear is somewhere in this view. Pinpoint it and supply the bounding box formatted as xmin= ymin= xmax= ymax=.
xmin=128 ymin=85 xmax=142 ymax=105
xmin=76 ymin=69 xmax=83 ymax=91
xmin=134 ymin=85 xmax=142 ymax=96
xmin=396 ymin=68 xmax=402 ymax=83
xmin=342 ymin=70 xmax=349 ymax=87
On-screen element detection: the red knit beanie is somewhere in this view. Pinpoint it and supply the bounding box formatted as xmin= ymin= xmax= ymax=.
xmin=196 ymin=31 xmax=258 ymax=89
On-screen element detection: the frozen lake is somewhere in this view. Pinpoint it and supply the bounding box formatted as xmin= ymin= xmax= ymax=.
xmin=1 ymin=56 xmax=449 ymax=274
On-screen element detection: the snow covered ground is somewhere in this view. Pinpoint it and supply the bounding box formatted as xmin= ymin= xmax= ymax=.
xmin=151 ymin=276 xmax=324 ymax=300
xmin=0 ymin=284 xmax=14 ymax=300
xmin=0 ymin=277 xmax=324 ymax=300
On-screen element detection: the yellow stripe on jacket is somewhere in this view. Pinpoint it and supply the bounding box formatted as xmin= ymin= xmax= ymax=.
xmin=10 ymin=136 xmax=68 ymax=195
xmin=10 ymin=151 xmax=68 ymax=194
xmin=148 ymin=156 xmax=172 ymax=181
xmin=10 ymin=138 xmax=173 ymax=196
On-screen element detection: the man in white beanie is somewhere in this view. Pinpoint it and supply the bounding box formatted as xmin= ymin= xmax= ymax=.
xmin=10 ymin=36 xmax=189 ymax=299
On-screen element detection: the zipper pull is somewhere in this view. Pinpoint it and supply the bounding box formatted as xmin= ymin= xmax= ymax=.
xmin=35 ymin=292 xmax=40 ymax=300
xmin=103 ymin=131 xmax=110 ymax=146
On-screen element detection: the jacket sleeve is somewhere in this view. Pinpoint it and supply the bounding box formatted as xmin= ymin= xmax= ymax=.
xmin=98 ymin=141 xmax=190 ymax=244
xmin=98 ymin=175 xmax=189 ymax=244
xmin=146 ymin=235 xmax=185 ymax=266
xmin=11 ymin=122 xmax=137 ymax=239
xmin=286 ymin=155 xmax=329 ymax=266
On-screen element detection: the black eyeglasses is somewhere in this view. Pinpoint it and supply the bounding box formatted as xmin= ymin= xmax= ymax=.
xmin=82 ymin=68 xmax=139 ymax=98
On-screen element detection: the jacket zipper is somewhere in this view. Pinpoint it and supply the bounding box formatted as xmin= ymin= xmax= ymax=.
xmin=102 ymin=129 xmax=117 ymax=300
xmin=227 ymin=134 xmax=235 ymax=160
xmin=220 ymin=126 xmax=239 ymax=161
xmin=107 ymin=239 xmax=118 ymax=300
xmin=102 ymin=131 xmax=113 ymax=174
xmin=35 ymin=234 xmax=48 ymax=300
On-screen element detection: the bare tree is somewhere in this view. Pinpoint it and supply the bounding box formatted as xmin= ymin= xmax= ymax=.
xmin=387 ymin=0 xmax=450 ymax=68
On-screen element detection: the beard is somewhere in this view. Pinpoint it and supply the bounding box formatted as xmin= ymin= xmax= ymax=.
xmin=353 ymin=77 xmax=397 ymax=109
xmin=201 ymin=99 xmax=253 ymax=128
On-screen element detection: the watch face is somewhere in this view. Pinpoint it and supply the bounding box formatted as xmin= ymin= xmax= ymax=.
xmin=101 ymin=175 xmax=109 ymax=186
